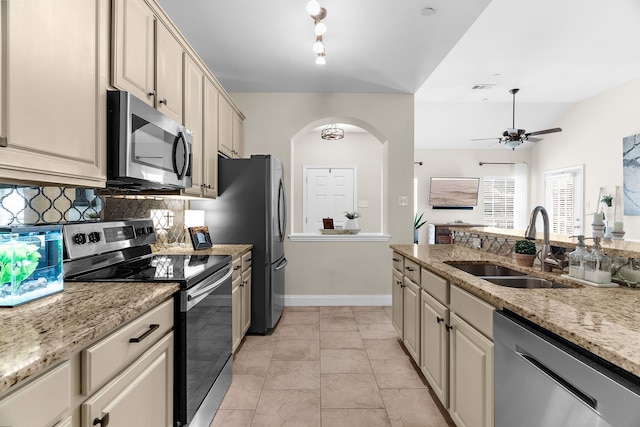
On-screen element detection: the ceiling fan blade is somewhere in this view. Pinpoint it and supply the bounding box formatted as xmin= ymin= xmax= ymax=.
xmin=525 ymin=127 xmax=562 ymax=137
xmin=526 ymin=137 xmax=542 ymax=143
xmin=471 ymin=137 xmax=501 ymax=141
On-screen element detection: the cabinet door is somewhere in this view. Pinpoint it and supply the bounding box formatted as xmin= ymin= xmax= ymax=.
xmin=82 ymin=333 xmax=173 ymax=427
xmin=403 ymin=278 xmax=420 ymax=363
xmin=420 ymin=290 xmax=449 ymax=407
xmin=202 ymin=78 xmax=220 ymax=198
xmin=183 ymin=55 xmax=204 ymax=197
xmin=156 ymin=22 xmax=183 ymax=123
xmin=1 ymin=0 xmax=107 ymax=187
xmin=218 ymin=96 xmax=234 ymax=157
xmin=112 ymin=0 xmax=155 ymax=106
xmin=232 ymin=111 xmax=244 ymax=158
xmin=449 ymin=312 xmax=494 ymax=427
xmin=242 ymin=267 xmax=252 ymax=335
xmin=232 ymin=275 xmax=243 ymax=352
xmin=391 ymin=268 xmax=404 ymax=339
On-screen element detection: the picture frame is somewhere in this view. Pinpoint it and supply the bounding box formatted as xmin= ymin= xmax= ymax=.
xmin=322 ymin=218 xmax=334 ymax=229
xmin=188 ymin=226 xmax=213 ymax=250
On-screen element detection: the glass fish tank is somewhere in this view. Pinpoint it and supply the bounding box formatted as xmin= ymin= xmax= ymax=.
xmin=0 ymin=224 xmax=63 ymax=307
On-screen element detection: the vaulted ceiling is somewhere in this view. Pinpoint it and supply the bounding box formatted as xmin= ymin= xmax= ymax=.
xmin=158 ymin=0 xmax=640 ymax=149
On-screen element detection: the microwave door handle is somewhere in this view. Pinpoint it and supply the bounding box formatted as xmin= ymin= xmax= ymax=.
xmin=172 ymin=132 xmax=189 ymax=180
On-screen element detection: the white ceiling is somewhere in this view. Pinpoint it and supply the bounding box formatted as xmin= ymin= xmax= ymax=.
xmin=157 ymin=0 xmax=640 ymax=150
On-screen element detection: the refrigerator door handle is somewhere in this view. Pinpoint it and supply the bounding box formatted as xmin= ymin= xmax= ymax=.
xmin=277 ymin=178 xmax=287 ymax=242
xmin=274 ymin=257 xmax=288 ymax=271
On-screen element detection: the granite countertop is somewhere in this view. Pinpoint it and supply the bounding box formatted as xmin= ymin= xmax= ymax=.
xmin=0 ymin=244 xmax=251 ymax=397
xmin=0 ymin=281 xmax=179 ymax=395
xmin=391 ymin=244 xmax=640 ymax=378
xmin=153 ymin=244 xmax=252 ymax=258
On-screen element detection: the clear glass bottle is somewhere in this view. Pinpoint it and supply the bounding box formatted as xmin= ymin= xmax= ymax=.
xmin=568 ymin=235 xmax=589 ymax=279
xmin=584 ymin=237 xmax=611 ymax=284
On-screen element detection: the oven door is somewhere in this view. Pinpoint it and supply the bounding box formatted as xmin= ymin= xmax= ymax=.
xmin=174 ymin=263 xmax=233 ymax=427
xmin=107 ymin=90 xmax=193 ymax=190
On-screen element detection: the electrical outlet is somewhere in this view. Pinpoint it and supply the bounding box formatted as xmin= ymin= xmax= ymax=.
xmin=399 ymin=196 xmax=409 ymax=206
xmin=358 ymin=200 xmax=369 ymax=208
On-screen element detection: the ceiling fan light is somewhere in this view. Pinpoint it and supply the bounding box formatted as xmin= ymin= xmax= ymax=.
xmin=315 ymin=21 xmax=327 ymax=36
xmin=505 ymin=140 xmax=521 ymax=150
xmin=306 ymin=0 xmax=320 ymax=16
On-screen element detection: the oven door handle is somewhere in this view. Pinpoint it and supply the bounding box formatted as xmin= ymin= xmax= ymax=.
xmin=187 ymin=264 xmax=233 ymax=302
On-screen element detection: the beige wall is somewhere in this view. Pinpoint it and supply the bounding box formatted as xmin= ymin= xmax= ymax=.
xmin=413 ymin=148 xmax=531 ymax=243
xmin=294 ymin=131 xmax=383 ymax=233
xmin=530 ymin=78 xmax=640 ymax=241
xmin=230 ymin=93 xmax=414 ymax=302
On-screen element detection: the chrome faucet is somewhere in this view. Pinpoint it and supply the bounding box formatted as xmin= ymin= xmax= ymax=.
xmin=525 ymin=206 xmax=567 ymax=272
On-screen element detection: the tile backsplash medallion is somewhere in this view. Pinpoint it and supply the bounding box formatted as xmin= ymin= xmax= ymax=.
xmin=0 ymin=185 xmax=188 ymax=248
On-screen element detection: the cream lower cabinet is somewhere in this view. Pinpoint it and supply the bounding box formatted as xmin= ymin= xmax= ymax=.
xmin=82 ymin=333 xmax=173 ymax=427
xmin=420 ymin=290 xmax=449 ymax=406
xmin=403 ymin=277 xmax=421 ymax=363
xmin=391 ymin=259 xmax=404 ymax=339
xmin=0 ymin=0 xmax=108 ymax=187
xmin=232 ymin=250 xmax=253 ymax=352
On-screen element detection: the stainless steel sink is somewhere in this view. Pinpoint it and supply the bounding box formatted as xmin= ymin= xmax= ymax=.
xmin=481 ymin=276 xmax=571 ymax=289
xmin=447 ymin=262 xmax=528 ymax=277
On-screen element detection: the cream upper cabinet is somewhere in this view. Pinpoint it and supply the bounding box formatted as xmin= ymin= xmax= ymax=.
xmin=155 ymin=22 xmax=183 ymax=123
xmin=202 ymin=78 xmax=220 ymax=198
xmin=0 ymin=0 xmax=107 ymax=187
xmin=112 ymin=0 xmax=184 ymax=124
xmin=218 ymin=96 xmax=234 ymax=158
xmin=233 ymin=110 xmax=244 ymax=158
xmin=183 ymin=55 xmax=204 ymax=197
xmin=112 ymin=0 xmax=155 ymax=106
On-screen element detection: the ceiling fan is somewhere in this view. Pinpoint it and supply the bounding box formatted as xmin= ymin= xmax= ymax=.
xmin=472 ymin=88 xmax=562 ymax=150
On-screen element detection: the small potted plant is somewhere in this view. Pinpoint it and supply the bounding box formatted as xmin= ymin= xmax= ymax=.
xmin=601 ymin=194 xmax=613 ymax=208
xmin=514 ymin=239 xmax=537 ymax=267
xmin=344 ymin=211 xmax=360 ymax=230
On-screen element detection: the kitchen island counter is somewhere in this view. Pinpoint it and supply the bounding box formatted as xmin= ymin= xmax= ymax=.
xmin=391 ymin=244 xmax=640 ymax=378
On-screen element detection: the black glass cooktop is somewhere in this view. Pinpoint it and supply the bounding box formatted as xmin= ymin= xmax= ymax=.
xmin=68 ymin=254 xmax=230 ymax=287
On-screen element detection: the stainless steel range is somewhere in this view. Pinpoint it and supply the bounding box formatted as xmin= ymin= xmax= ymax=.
xmin=63 ymin=219 xmax=233 ymax=427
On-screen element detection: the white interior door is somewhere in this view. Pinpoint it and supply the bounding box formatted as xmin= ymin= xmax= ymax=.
xmin=304 ymin=167 xmax=355 ymax=232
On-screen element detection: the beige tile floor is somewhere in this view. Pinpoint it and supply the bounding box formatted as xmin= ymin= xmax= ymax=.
xmin=210 ymin=306 xmax=456 ymax=427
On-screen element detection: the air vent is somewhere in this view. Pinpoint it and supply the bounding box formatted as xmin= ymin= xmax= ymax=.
xmin=471 ymin=84 xmax=495 ymax=90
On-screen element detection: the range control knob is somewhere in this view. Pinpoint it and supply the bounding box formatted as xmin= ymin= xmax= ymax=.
xmin=73 ymin=233 xmax=87 ymax=245
xmin=146 ymin=226 xmax=155 ymax=235
xmin=88 ymin=231 xmax=101 ymax=243
xmin=135 ymin=227 xmax=146 ymax=236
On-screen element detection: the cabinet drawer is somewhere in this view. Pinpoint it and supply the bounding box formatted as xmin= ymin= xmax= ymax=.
xmin=242 ymin=251 xmax=252 ymax=271
xmin=450 ymin=285 xmax=494 ymax=339
xmin=232 ymin=256 xmax=242 ymax=279
xmin=392 ymin=252 xmax=404 ymax=273
xmin=0 ymin=361 xmax=71 ymax=427
xmin=403 ymin=258 xmax=421 ymax=283
xmin=82 ymin=299 xmax=173 ymax=395
xmin=421 ymin=268 xmax=449 ymax=305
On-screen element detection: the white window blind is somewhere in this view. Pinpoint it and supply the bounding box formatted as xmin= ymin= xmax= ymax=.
xmin=483 ymin=177 xmax=515 ymax=229
xmin=546 ymin=173 xmax=575 ymax=234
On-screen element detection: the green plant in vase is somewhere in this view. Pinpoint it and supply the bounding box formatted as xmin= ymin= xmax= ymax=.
xmin=514 ymin=239 xmax=537 ymax=267
xmin=344 ymin=211 xmax=360 ymax=231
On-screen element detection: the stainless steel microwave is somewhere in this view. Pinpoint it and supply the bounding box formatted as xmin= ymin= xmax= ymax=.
xmin=107 ymin=91 xmax=192 ymax=190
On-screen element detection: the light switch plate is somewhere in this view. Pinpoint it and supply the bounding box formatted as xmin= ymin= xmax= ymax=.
xmin=358 ymin=200 xmax=368 ymax=208
xmin=398 ymin=196 xmax=409 ymax=206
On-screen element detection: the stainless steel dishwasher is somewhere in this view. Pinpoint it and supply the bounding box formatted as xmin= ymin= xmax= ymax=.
xmin=494 ymin=310 xmax=640 ymax=427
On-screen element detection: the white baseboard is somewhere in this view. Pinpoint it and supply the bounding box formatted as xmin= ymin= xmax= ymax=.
xmin=284 ymin=294 xmax=392 ymax=306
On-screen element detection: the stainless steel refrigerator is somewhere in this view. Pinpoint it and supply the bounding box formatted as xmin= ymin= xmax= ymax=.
xmin=191 ymin=155 xmax=287 ymax=334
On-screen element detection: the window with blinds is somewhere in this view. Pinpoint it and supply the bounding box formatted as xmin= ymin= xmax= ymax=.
xmin=483 ymin=177 xmax=515 ymax=228
xmin=546 ymin=173 xmax=575 ymax=234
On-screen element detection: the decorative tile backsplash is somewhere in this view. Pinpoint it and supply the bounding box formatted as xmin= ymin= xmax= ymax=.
xmin=0 ymin=185 xmax=188 ymax=247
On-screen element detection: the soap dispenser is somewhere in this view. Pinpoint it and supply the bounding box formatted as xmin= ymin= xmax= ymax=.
xmin=568 ymin=235 xmax=589 ymax=279
xmin=584 ymin=237 xmax=611 ymax=284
